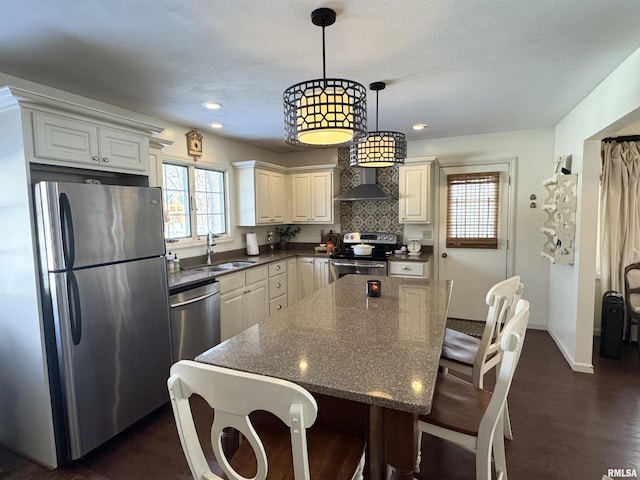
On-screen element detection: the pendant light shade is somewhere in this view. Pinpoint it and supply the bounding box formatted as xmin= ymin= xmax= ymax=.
xmin=350 ymin=82 xmax=406 ymax=167
xmin=284 ymin=8 xmax=367 ymax=146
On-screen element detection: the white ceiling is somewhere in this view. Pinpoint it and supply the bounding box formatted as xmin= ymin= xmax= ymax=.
xmin=2 ymin=0 xmax=640 ymax=153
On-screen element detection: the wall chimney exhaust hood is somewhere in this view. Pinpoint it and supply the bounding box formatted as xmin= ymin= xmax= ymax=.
xmin=335 ymin=168 xmax=394 ymax=201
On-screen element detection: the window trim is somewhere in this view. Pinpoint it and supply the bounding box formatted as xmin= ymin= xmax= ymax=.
xmin=162 ymin=156 xmax=232 ymax=247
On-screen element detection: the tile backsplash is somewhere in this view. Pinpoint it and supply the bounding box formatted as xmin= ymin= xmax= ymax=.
xmin=337 ymin=147 xmax=404 ymax=243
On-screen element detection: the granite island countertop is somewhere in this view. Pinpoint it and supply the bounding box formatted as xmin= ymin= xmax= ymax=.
xmin=196 ymin=274 xmax=452 ymax=414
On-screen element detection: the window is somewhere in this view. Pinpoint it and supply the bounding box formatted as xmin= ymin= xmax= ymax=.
xmin=446 ymin=172 xmax=500 ymax=249
xmin=162 ymin=160 xmax=227 ymax=241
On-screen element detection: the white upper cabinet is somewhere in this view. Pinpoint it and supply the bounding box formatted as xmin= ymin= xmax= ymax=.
xmin=31 ymin=110 xmax=150 ymax=174
xmin=399 ymin=158 xmax=436 ymax=224
xmin=233 ymin=161 xmax=287 ymax=226
xmin=290 ymin=168 xmax=337 ymax=224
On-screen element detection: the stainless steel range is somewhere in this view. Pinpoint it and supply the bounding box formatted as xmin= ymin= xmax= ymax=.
xmin=329 ymin=232 xmax=398 ymax=283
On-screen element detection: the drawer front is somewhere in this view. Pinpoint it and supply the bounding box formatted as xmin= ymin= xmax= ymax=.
xmin=269 ymin=273 xmax=287 ymax=299
xmin=218 ymin=271 xmax=245 ymax=292
xmin=246 ymin=265 xmax=268 ymax=285
xmin=269 ymin=294 xmax=288 ymax=316
xmin=269 ymin=260 xmax=287 ymax=277
xmin=389 ymin=261 xmax=426 ymax=277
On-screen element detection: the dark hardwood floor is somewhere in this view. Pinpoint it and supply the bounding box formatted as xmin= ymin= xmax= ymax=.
xmin=1 ymin=331 xmax=639 ymax=480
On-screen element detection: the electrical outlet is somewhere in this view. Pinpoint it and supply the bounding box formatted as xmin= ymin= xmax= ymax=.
xmin=422 ymin=230 xmax=433 ymax=240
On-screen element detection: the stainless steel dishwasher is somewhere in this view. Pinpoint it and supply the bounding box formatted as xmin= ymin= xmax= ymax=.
xmin=169 ymin=279 xmax=220 ymax=362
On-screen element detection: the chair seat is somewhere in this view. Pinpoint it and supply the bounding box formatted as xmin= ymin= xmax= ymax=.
xmin=230 ymin=412 xmax=366 ymax=479
xmin=440 ymin=328 xmax=482 ymax=368
xmin=419 ymin=372 xmax=492 ymax=436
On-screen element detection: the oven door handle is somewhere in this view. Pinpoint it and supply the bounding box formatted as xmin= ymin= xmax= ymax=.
xmin=331 ymin=261 xmax=387 ymax=268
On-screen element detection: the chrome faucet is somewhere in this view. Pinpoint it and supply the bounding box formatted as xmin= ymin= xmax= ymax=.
xmin=206 ymin=232 xmax=218 ymax=265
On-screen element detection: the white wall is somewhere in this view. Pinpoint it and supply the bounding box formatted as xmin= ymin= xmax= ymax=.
xmin=552 ymin=46 xmax=640 ymax=372
xmin=406 ymin=128 xmax=555 ymax=330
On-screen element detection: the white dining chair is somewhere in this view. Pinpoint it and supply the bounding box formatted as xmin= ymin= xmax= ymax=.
xmin=417 ymin=299 xmax=530 ymax=480
xmin=167 ymin=360 xmax=365 ymax=480
xmin=439 ymin=275 xmax=524 ymax=439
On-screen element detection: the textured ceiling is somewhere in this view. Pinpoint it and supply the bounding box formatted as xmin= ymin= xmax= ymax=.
xmin=1 ymin=0 xmax=640 ymax=152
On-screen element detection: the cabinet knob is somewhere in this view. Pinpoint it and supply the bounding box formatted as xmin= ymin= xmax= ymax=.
xmin=277 ymin=304 xmax=282 ymax=310
xmin=92 ymin=156 xmax=99 ymax=162
xmin=402 ymin=265 xmax=411 ymax=270
xmin=102 ymin=157 xmax=109 ymax=163
xmin=276 ymin=283 xmax=281 ymax=288
xmin=276 ymin=265 xmax=281 ymax=270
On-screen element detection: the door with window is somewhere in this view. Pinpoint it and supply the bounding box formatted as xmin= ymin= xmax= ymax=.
xmin=438 ymin=163 xmax=511 ymax=321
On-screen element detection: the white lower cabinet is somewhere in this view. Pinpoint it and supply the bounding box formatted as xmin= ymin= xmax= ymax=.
xmin=297 ymin=257 xmax=315 ymax=300
xmin=287 ymin=258 xmax=298 ymax=305
xmin=314 ymin=257 xmax=330 ymax=290
xmin=297 ymin=257 xmax=330 ymax=300
xmin=219 ymin=266 xmax=268 ymax=341
xmin=388 ymin=260 xmax=430 ymax=279
xmin=268 ymin=260 xmax=288 ymax=316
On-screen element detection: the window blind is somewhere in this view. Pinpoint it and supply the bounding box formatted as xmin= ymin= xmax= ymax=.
xmin=446 ymin=172 xmax=500 ymax=249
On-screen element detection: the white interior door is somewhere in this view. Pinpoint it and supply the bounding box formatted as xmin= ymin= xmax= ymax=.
xmin=438 ymin=163 xmax=512 ymax=321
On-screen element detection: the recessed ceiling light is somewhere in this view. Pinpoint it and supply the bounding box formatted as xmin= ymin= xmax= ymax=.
xmin=203 ymin=102 xmax=223 ymax=110
xmin=412 ymin=123 xmax=428 ymax=130
xmin=210 ymin=122 xmax=224 ymax=129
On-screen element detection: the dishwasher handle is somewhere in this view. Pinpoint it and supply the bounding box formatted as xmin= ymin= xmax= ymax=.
xmin=170 ymin=290 xmax=218 ymax=308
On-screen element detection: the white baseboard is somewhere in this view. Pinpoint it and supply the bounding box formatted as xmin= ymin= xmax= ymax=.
xmin=547 ymin=327 xmax=594 ymax=374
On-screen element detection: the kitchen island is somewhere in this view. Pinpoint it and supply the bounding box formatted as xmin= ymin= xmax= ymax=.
xmin=196 ymin=274 xmax=452 ymax=480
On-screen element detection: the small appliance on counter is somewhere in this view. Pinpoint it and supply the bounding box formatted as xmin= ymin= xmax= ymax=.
xmin=407 ymin=239 xmax=422 ymax=255
xmin=246 ymin=232 xmax=259 ymax=255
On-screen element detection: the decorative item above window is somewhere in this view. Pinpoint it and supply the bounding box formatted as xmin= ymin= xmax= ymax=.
xmin=186 ymin=129 xmax=203 ymax=159
xmin=350 ymin=81 xmax=406 ymax=167
xmin=283 ymin=8 xmax=367 ymax=147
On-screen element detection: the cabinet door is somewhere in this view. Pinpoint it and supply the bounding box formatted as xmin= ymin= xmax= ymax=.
xmin=287 ymin=258 xmax=298 ymax=305
xmin=314 ymin=258 xmax=329 ymax=290
xmin=255 ymin=169 xmax=272 ymax=224
xmin=220 ymin=288 xmax=245 ymax=342
xmin=311 ymin=172 xmax=333 ymax=223
xmin=399 ymin=164 xmax=431 ymax=224
xmin=98 ymin=127 xmax=148 ymax=173
xmin=245 ymin=280 xmax=268 ymax=328
xmin=290 ymin=173 xmax=312 ymax=222
xmin=32 ymin=111 xmax=100 ymax=166
xmin=269 ymin=172 xmax=285 ymax=223
xmin=298 ymin=258 xmax=315 ymax=299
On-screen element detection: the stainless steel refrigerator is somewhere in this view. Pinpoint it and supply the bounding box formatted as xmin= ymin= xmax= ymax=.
xmin=34 ymin=181 xmax=172 ymax=462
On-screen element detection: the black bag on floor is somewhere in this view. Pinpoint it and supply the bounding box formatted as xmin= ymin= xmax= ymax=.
xmin=600 ymin=290 xmax=624 ymax=359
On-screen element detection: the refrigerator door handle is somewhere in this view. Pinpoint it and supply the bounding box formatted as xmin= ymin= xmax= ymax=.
xmin=67 ymin=272 xmax=82 ymax=345
xmin=59 ymin=192 xmax=75 ymax=268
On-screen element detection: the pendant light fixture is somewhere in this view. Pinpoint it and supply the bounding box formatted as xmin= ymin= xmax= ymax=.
xmin=284 ymin=8 xmax=367 ymax=146
xmin=350 ymin=81 xmax=406 ymax=167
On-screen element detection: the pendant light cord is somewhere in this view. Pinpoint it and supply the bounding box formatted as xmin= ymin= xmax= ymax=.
xmin=321 ymin=22 xmax=327 ymax=81
xmin=375 ymin=88 xmax=379 ymax=130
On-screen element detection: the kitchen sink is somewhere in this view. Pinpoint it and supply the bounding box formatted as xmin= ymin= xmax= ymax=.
xmin=217 ymin=261 xmax=257 ymax=268
xmin=189 ymin=261 xmax=257 ymax=273
xmin=189 ymin=265 xmax=232 ymax=273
